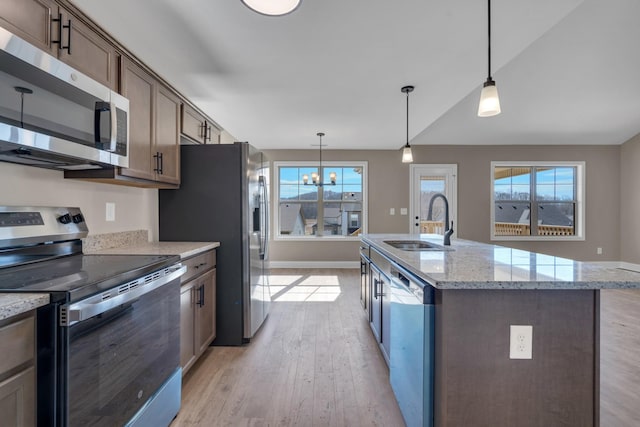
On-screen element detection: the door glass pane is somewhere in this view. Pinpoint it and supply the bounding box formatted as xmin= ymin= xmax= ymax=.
xmin=420 ymin=176 xmax=446 ymax=234
xmin=494 ymin=201 xmax=531 ymax=236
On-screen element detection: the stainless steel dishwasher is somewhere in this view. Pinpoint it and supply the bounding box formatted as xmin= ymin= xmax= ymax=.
xmin=389 ymin=262 xmax=435 ymax=427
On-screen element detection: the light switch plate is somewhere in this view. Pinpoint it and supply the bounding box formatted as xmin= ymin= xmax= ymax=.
xmin=400 ymin=208 xmax=408 ymax=215
xmin=390 ymin=208 xmax=395 ymax=215
xmin=509 ymin=325 xmax=533 ymax=359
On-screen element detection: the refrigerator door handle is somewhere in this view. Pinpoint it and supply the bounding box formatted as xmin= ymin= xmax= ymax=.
xmin=259 ymin=175 xmax=268 ymax=260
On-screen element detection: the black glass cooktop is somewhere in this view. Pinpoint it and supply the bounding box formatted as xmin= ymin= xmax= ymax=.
xmin=0 ymin=254 xmax=180 ymax=303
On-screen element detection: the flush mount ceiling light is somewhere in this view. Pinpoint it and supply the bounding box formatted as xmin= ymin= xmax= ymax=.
xmin=401 ymin=85 xmax=414 ymax=163
xmin=302 ymin=132 xmax=336 ymax=186
xmin=241 ymin=0 xmax=302 ymax=16
xmin=478 ymin=0 xmax=501 ymax=117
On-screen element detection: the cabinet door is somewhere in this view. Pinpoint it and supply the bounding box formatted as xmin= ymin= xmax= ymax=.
xmin=204 ymin=121 xmax=221 ymax=144
xmin=381 ymin=274 xmax=391 ymax=360
xmin=181 ymin=104 xmax=206 ymax=143
xmin=196 ymin=269 xmax=216 ymax=355
xmin=0 ymin=0 xmax=55 ymax=53
xmin=57 ymin=7 xmax=118 ymax=90
xmin=120 ymin=57 xmax=155 ymax=181
xmin=0 ymin=367 xmax=35 ymax=427
xmin=155 ymin=84 xmax=180 ymax=185
xmin=180 ymin=282 xmax=196 ymax=372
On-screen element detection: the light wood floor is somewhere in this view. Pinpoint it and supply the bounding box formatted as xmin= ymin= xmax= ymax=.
xmin=172 ymin=270 xmax=640 ymax=427
xmin=171 ymin=268 xmax=405 ymax=427
xmin=600 ymin=289 xmax=640 ymax=426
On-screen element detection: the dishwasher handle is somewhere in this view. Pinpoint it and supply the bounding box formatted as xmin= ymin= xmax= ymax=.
xmin=61 ymin=264 xmax=186 ymax=326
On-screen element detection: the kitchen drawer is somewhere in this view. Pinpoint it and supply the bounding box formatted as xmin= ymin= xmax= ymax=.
xmin=181 ymin=250 xmax=216 ymax=284
xmin=0 ymin=314 xmax=34 ymax=375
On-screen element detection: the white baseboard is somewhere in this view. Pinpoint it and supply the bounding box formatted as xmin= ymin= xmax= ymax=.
xmin=267 ymin=261 xmax=359 ymax=269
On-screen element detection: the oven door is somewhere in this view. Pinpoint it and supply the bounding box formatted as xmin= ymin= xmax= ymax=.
xmin=62 ymin=265 xmax=184 ymax=426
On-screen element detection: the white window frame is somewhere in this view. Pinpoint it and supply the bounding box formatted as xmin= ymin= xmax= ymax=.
xmin=273 ymin=161 xmax=368 ymax=241
xmin=490 ymin=161 xmax=585 ymax=241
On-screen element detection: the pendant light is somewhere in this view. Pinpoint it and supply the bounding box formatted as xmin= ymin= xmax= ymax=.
xmin=302 ymin=132 xmax=336 ymax=186
xmin=241 ymin=0 xmax=302 ymax=16
xmin=401 ymin=85 xmax=414 ymax=163
xmin=478 ymin=0 xmax=501 ymax=117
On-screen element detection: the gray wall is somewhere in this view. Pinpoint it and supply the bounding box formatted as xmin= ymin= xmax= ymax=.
xmin=265 ymin=144 xmax=621 ymax=263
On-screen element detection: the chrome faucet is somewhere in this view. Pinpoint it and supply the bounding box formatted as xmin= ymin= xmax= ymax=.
xmin=426 ymin=193 xmax=454 ymax=246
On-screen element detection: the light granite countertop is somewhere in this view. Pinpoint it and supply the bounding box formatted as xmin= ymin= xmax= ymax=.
xmin=361 ymin=233 xmax=640 ymax=290
xmin=0 ymin=293 xmax=50 ymax=321
xmin=85 ymin=241 xmax=220 ymax=259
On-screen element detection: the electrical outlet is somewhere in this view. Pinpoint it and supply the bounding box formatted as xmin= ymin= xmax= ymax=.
xmin=106 ymin=202 xmax=116 ymax=222
xmin=597 ymin=247 xmax=603 ymax=255
xmin=390 ymin=208 xmax=395 ymax=215
xmin=400 ymin=208 xmax=408 ymax=215
xmin=509 ymin=325 xmax=533 ymax=359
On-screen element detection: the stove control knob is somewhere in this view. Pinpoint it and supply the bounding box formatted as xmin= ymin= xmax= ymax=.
xmin=58 ymin=213 xmax=72 ymax=224
xmin=72 ymin=213 xmax=85 ymax=224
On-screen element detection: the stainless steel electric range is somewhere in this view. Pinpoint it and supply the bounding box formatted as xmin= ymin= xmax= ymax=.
xmin=0 ymin=206 xmax=186 ymax=426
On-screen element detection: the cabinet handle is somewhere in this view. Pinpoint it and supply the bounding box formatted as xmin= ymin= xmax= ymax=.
xmin=196 ymin=284 xmax=205 ymax=307
xmin=153 ymin=152 xmax=164 ymax=174
xmin=159 ymin=152 xmax=163 ymax=174
xmin=51 ymin=13 xmax=63 ymax=49
xmin=205 ymin=124 xmax=212 ymax=142
xmin=63 ymin=18 xmax=72 ymax=53
xmin=194 ymin=262 xmax=207 ymax=269
xmin=373 ymin=278 xmax=378 ymax=299
xmin=153 ymin=152 xmax=161 ymax=173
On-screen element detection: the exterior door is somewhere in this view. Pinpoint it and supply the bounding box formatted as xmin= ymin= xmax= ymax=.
xmin=410 ymin=164 xmax=457 ymax=236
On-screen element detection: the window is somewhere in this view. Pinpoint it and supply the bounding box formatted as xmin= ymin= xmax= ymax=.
xmin=491 ymin=161 xmax=585 ymax=240
xmin=274 ymin=161 xmax=367 ymax=239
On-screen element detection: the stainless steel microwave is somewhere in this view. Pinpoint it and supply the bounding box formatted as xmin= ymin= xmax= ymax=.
xmin=0 ymin=27 xmax=129 ymax=170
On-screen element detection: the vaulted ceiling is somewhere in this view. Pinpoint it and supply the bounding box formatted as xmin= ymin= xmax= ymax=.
xmin=73 ymin=0 xmax=640 ymax=150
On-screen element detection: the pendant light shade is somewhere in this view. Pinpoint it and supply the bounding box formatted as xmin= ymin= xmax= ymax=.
xmin=402 ymin=145 xmax=413 ymax=163
xmin=478 ymin=0 xmax=501 ymax=117
xmin=241 ymin=0 xmax=302 ymax=16
xmin=478 ymin=78 xmax=501 ymax=117
xmin=401 ymin=85 xmax=414 ymax=164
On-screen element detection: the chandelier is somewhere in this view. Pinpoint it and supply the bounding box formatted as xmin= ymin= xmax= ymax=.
xmin=302 ymin=132 xmax=336 ymax=186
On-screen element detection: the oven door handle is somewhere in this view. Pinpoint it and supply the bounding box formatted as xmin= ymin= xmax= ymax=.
xmin=61 ymin=264 xmax=186 ymax=326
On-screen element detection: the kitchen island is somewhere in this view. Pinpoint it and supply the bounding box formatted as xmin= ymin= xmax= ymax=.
xmin=361 ymin=233 xmax=640 ymax=427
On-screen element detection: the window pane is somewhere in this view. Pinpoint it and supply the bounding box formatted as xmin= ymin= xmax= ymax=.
xmin=493 ymin=167 xmax=531 ymax=200
xmin=342 ymin=185 xmax=362 ymax=200
xmin=511 ymin=185 xmax=530 ymax=200
xmin=537 ymin=203 xmax=575 ymax=236
xmin=279 ymin=202 xmax=317 ymax=236
xmin=322 ymin=201 xmax=363 ymax=236
xmin=535 ymin=167 xmax=576 ymax=201
xmin=494 ymin=184 xmax=511 ymax=200
xmin=494 ymin=202 xmax=531 ymax=236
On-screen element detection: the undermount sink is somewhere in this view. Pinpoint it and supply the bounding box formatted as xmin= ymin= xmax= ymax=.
xmin=384 ymin=240 xmax=453 ymax=251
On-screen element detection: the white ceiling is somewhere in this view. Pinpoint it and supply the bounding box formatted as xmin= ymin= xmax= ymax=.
xmin=72 ymin=0 xmax=640 ymax=150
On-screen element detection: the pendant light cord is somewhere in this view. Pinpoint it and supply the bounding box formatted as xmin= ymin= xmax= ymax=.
xmin=487 ymin=0 xmax=492 ymax=80
xmin=406 ymin=90 xmax=410 ymax=146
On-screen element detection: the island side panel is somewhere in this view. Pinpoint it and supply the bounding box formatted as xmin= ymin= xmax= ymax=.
xmin=434 ymin=289 xmax=599 ymax=427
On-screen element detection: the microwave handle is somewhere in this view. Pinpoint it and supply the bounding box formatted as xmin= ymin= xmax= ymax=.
xmin=95 ymin=101 xmax=117 ymax=152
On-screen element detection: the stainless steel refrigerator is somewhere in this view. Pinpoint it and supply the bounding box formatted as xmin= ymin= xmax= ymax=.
xmin=159 ymin=142 xmax=270 ymax=345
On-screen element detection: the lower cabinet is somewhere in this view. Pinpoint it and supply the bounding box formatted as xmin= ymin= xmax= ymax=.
xmin=180 ymin=251 xmax=217 ymax=375
xmin=0 ymin=311 xmax=36 ymax=427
